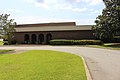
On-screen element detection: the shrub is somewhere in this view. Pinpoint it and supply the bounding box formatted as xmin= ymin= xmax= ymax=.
xmin=11 ymin=40 xmax=17 ymax=44
xmin=49 ymin=40 xmax=74 ymax=45
xmin=112 ymin=37 xmax=120 ymax=43
xmin=104 ymin=43 xmax=120 ymax=47
xmin=49 ymin=39 xmax=103 ymax=45
xmin=3 ymin=41 xmax=8 ymax=45
xmin=74 ymin=40 xmax=103 ymax=45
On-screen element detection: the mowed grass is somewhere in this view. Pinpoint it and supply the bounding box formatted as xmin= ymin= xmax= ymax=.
xmin=0 ymin=41 xmax=3 ymax=45
xmin=0 ymin=50 xmax=87 ymax=80
xmin=86 ymin=43 xmax=120 ymax=50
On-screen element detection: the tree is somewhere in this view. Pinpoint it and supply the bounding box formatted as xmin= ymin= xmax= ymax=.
xmin=93 ymin=0 xmax=120 ymax=42
xmin=0 ymin=14 xmax=16 ymax=44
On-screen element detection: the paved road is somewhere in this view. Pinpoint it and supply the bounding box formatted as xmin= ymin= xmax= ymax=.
xmin=0 ymin=45 xmax=120 ymax=80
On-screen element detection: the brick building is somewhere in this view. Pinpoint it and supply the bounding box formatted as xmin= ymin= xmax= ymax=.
xmin=14 ymin=22 xmax=95 ymax=44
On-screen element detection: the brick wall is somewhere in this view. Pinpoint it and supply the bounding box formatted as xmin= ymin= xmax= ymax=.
xmin=14 ymin=30 xmax=95 ymax=44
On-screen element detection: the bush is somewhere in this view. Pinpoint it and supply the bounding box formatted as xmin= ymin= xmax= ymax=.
xmin=3 ymin=41 xmax=8 ymax=45
xmin=104 ymin=43 xmax=120 ymax=47
xmin=112 ymin=37 xmax=120 ymax=43
xmin=49 ymin=40 xmax=73 ymax=45
xmin=49 ymin=39 xmax=103 ymax=45
xmin=11 ymin=40 xmax=17 ymax=44
xmin=74 ymin=40 xmax=103 ymax=45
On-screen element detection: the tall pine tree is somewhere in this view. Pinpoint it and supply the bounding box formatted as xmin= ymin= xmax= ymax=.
xmin=93 ymin=0 xmax=120 ymax=42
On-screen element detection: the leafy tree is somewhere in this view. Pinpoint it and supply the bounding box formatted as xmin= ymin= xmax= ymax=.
xmin=0 ymin=14 xmax=16 ymax=44
xmin=93 ymin=0 xmax=120 ymax=42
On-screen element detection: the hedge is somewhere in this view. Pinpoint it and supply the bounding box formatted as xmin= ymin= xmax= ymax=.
xmin=49 ymin=39 xmax=103 ymax=45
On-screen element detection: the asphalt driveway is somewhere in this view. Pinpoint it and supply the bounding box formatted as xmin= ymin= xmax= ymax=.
xmin=0 ymin=45 xmax=120 ymax=80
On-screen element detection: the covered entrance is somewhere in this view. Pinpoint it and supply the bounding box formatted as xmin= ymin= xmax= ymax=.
xmin=46 ymin=33 xmax=52 ymax=43
xmin=24 ymin=33 xmax=52 ymax=44
xmin=38 ymin=34 xmax=44 ymax=44
xmin=24 ymin=34 xmax=30 ymax=44
xmin=31 ymin=34 xmax=37 ymax=44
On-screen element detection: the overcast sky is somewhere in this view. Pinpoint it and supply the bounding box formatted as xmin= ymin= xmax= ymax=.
xmin=0 ymin=0 xmax=105 ymax=25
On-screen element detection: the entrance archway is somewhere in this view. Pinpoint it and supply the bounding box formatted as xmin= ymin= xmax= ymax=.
xmin=38 ymin=34 xmax=44 ymax=44
xmin=31 ymin=34 xmax=37 ymax=44
xmin=24 ymin=34 xmax=30 ymax=44
xmin=46 ymin=33 xmax=52 ymax=43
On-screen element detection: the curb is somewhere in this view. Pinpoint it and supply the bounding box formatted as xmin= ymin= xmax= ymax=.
xmin=81 ymin=56 xmax=93 ymax=80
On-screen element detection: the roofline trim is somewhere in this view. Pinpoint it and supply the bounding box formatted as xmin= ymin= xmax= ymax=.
xmin=16 ymin=22 xmax=76 ymax=27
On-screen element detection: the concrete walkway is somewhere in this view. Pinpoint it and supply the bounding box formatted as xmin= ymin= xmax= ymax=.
xmin=0 ymin=45 xmax=120 ymax=80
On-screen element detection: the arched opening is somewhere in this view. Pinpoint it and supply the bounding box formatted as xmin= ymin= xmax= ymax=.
xmin=46 ymin=33 xmax=52 ymax=43
xmin=38 ymin=34 xmax=44 ymax=44
xmin=31 ymin=34 xmax=37 ymax=44
xmin=24 ymin=34 xmax=30 ymax=44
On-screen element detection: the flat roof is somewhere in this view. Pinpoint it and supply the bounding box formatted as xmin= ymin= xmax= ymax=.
xmin=15 ymin=22 xmax=92 ymax=32
xmin=16 ymin=22 xmax=76 ymax=28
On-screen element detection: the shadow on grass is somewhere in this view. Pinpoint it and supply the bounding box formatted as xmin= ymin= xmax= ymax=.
xmin=0 ymin=50 xmax=14 ymax=54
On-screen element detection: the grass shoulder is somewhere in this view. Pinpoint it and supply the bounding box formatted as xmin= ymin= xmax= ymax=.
xmin=86 ymin=43 xmax=120 ymax=50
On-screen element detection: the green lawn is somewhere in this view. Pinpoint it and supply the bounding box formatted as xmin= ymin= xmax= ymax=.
xmin=0 ymin=50 xmax=87 ymax=80
xmin=0 ymin=41 xmax=3 ymax=45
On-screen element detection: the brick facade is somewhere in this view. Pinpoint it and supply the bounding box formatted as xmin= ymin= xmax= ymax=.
xmin=14 ymin=30 xmax=95 ymax=44
xmin=14 ymin=22 xmax=95 ymax=44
